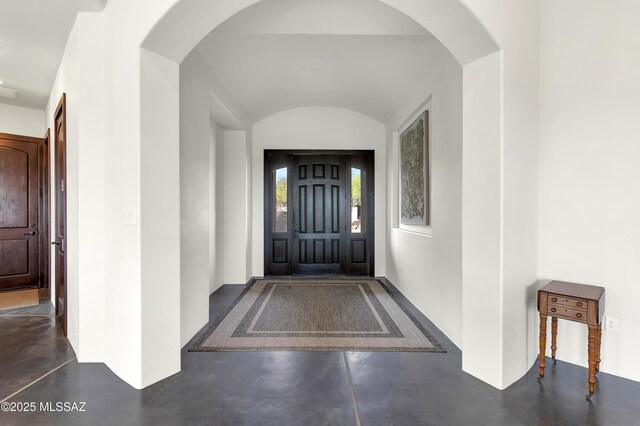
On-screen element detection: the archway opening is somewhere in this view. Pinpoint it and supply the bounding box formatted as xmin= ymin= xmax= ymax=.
xmin=138 ymin=0 xmax=505 ymax=390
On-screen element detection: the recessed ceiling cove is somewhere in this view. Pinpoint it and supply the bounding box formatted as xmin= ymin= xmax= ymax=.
xmin=194 ymin=0 xmax=447 ymax=123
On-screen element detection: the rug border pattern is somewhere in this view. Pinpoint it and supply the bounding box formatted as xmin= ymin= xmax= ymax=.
xmin=189 ymin=278 xmax=446 ymax=353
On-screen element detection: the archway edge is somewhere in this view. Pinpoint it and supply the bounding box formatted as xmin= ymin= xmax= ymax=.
xmin=135 ymin=0 xmax=511 ymax=391
xmin=142 ymin=0 xmax=499 ymax=66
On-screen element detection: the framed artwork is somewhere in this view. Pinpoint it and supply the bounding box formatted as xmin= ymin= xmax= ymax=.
xmin=400 ymin=110 xmax=429 ymax=226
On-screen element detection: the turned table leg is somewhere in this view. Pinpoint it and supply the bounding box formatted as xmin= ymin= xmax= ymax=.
xmin=587 ymin=324 xmax=598 ymax=399
xmin=551 ymin=317 xmax=558 ymax=364
xmin=539 ymin=313 xmax=548 ymax=379
xmin=596 ymin=324 xmax=602 ymax=372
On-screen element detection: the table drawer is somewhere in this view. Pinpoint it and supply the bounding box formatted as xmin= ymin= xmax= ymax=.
xmin=548 ymin=304 xmax=587 ymax=322
xmin=548 ymin=294 xmax=587 ymax=310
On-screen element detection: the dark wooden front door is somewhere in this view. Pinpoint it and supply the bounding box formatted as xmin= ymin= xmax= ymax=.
xmin=264 ymin=151 xmax=374 ymax=276
xmin=292 ymin=155 xmax=346 ymax=275
xmin=53 ymin=95 xmax=67 ymax=334
xmin=0 ymin=134 xmax=40 ymax=291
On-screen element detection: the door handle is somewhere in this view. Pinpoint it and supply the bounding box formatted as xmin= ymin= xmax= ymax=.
xmin=51 ymin=241 xmax=61 ymax=246
xmin=24 ymin=231 xmax=37 ymax=236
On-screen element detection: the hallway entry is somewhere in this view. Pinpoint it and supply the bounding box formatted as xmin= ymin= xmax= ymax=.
xmin=0 ymin=132 xmax=49 ymax=298
xmin=264 ymin=150 xmax=374 ymax=276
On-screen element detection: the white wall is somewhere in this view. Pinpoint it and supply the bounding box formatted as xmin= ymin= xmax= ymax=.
xmin=101 ymin=2 xmax=146 ymax=386
xmin=45 ymin=13 xmax=107 ymax=362
xmin=179 ymin=49 xmax=249 ymax=346
xmin=461 ymin=50 xmax=504 ymax=387
xmin=75 ymin=13 xmax=107 ymax=363
xmin=223 ymin=130 xmax=251 ymax=283
xmin=385 ymin=51 xmax=463 ymax=347
xmin=0 ymin=104 xmax=45 ymax=137
xmin=460 ymin=0 xmax=540 ymax=389
xmin=209 ymin=119 xmax=224 ymax=292
xmin=140 ymin=48 xmax=182 ymax=385
xmin=251 ymin=107 xmax=387 ymax=277
xmin=245 ymin=128 xmax=254 ymax=281
xmin=539 ymin=0 xmax=640 ymax=382
xmin=47 ymin=16 xmax=81 ymax=359
xmin=179 ymin=51 xmax=212 ymax=346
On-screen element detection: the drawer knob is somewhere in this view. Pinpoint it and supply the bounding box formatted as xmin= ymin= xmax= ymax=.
xmin=576 ymin=313 xmax=582 ymax=318
xmin=551 ymin=308 xmax=557 ymax=313
xmin=577 ymin=302 xmax=583 ymax=307
xmin=552 ymin=298 xmax=557 ymax=302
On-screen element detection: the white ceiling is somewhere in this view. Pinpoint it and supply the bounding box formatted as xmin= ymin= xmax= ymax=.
xmin=198 ymin=34 xmax=444 ymax=123
xmin=0 ymin=0 xmax=105 ymax=109
xmin=196 ymin=0 xmax=447 ymax=124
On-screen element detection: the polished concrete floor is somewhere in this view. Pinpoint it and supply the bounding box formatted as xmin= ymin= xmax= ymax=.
xmin=1 ymin=282 xmax=639 ymax=425
xmin=0 ymin=301 xmax=74 ymax=402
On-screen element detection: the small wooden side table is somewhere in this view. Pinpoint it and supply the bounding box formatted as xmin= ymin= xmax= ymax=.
xmin=537 ymin=280 xmax=605 ymax=400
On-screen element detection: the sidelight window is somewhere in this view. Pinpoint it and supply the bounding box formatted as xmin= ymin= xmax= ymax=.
xmin=351 ymin=168 xmax=362 ymax=233
xmin=273 ymin=167 xmax=288 ymax=232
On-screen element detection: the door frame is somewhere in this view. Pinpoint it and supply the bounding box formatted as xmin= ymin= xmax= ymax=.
xmin=40 ymin=129 xmax=51 ymax=298
xmin=345 ymin=151 xmax=375 ymax=276
xmin=53 ymin=94 xmax=68 ymax=335
xmin=264 ymin=149 xmax=375 ymax=276
xmin=0 ymin=132 xmax=50 ymax=294
xmin=263 ymin=152 xmax=293 ymax=275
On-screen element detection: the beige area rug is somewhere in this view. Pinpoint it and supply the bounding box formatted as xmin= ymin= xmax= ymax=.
xmin=190 ymin=279 xmax=445 ymax=352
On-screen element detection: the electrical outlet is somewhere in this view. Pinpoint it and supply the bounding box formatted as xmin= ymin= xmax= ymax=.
xmin=605 ymin=316 xmax=619 ymax=332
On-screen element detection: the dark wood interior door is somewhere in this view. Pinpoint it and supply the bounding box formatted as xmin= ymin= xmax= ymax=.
xmin=0 ymin=134 xmax=40 ymax=291
xmin=292 ymin=155 xmax=347 ymax=275
xmin=53 ymin=95 xmax=67 ymax=334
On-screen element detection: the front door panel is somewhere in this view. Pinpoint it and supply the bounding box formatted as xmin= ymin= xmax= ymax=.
xmin=292 ymin=156 xmax=346 ymax=275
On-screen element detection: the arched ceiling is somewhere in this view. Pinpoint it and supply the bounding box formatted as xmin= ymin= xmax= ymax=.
xmin=194 ymin=0 xmax=448 ymax=123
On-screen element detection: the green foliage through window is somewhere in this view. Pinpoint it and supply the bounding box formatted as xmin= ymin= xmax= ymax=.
xmin=274 ymin=168 xmax=288 ymax=232
xmin=275 ymin=176 xmax=287 ymax=207
xmin=351 ymin=171 xmax=361 ymax=206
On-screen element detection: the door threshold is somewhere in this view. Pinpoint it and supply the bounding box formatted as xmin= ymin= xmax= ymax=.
xmin=0 ymin=288 xmax=39 ymax=311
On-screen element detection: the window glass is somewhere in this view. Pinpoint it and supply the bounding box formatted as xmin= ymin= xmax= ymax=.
xmin=274 ymin=167 xmax=287 ymax=232
xmin=351 ymin=168 xmax=362 ymax=233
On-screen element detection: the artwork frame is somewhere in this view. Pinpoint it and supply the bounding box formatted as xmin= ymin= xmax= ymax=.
xmin=400 ymin=110 xmax=430 ymax=226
